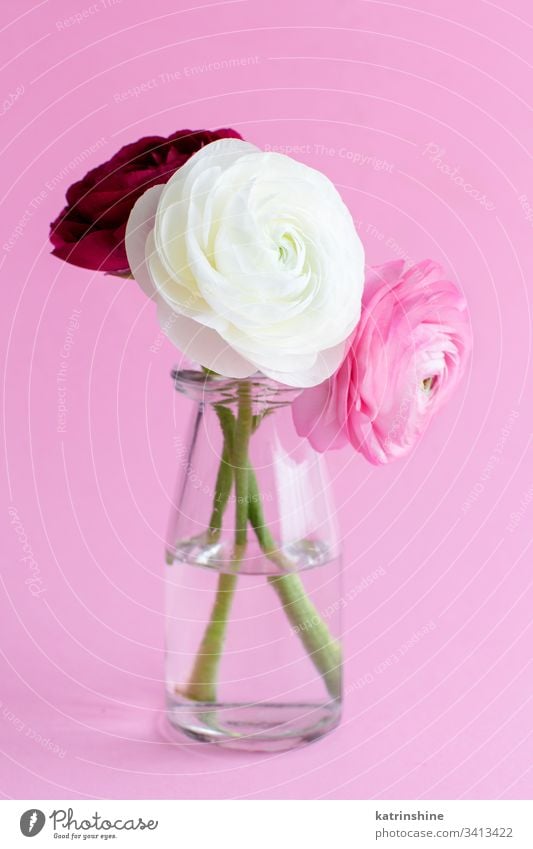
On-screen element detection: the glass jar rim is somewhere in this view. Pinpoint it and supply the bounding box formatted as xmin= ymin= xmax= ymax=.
xmin=171 ymin=368 xmax=302 ymax=405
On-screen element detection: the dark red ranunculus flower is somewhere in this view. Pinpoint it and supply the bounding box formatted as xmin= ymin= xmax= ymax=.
xmin=49 ymin=128 xmax=243 ymax=274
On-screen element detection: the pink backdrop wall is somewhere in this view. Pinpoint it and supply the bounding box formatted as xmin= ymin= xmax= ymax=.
xmin=1 ymin=0 xmax=532 ymax=799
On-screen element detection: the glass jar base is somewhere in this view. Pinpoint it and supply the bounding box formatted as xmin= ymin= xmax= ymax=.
xmin=166 ymin=697 xmax=341 ymax=753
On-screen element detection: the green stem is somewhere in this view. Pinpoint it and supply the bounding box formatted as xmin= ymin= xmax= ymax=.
xmin=232 ymin=381 xmax=253 ymax=560
xmin=183 ymin=383 xmax=253 ymax=702
xmin=266 ymin=574 xmax=341 ymax=700
xmin=207 ymin=405 xmax=235 ymax=543
xmin=248 ymin=468 xmax=342 ymax=700
xmin=183 ymin=385 xmax=341 ymax=703
xmin=183 ymin=572 xmax=238 ymax=702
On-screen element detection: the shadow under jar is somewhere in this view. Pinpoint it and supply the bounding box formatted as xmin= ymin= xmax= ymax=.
xmin=165 ymin=370 xmax=343 ymax=752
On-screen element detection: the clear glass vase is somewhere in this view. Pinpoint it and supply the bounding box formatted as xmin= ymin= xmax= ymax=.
xmin=165 ymin=370 xmax=342 ymax=752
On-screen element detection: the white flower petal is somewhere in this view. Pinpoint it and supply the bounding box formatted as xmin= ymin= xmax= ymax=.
xmin=125 ymin=185 xmax=165 ymax=298
xmin=250 ymin=341 xmax=348 ymax=387
xmin=126 ymin=139 xmax=365 ymax=386
xmin=157 ymin=298 xmax=256 ymax=378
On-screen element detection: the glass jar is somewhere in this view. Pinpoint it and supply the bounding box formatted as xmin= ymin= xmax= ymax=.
xmin=165 ymin=370 xmax=342 ymax=752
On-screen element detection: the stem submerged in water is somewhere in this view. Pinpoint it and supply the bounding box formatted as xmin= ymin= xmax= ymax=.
xmin=183 ymin=382 xmax=341 ymax=704
xmin=248 ymin=467 xmax=342 ymax=700
xmin=183 ymin=383 xmax=253 ymax=702
xmin=183 ymin=571 xmax=237 ymax=702
xmin=266 ymin=574 xmax=341 ymax=700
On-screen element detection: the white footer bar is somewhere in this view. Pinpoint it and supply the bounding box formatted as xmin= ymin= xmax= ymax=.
xmin=1 ymin=799 xmax=532 ymax=848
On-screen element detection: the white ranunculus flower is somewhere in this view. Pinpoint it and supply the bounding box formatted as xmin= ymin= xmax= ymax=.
xmin=125 ymin=138 xmax=365 ymax=386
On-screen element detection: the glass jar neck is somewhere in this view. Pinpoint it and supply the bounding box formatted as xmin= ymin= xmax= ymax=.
xmin=171 ymin=369 xmax=303 ymax=412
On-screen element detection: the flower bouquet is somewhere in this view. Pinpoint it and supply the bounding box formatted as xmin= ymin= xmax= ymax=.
xmin=51 ymin=128 xmax=470 ymax=750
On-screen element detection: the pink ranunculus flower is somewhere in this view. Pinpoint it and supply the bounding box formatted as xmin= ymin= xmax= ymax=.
xmin=293 ymin=259 xmax=471 ymax=464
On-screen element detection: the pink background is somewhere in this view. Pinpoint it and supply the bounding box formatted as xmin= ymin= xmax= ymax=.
xmin=1 ymin=0 xmax=532 ymax=800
